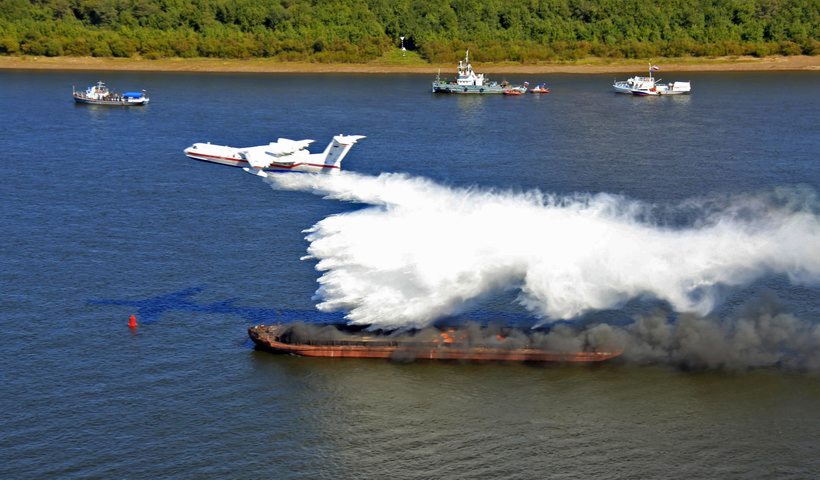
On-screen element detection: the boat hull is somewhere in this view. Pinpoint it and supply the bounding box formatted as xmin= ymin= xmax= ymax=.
xmin=249 ymin=325 xmax=622 ymax=363
xmin=432 ymin=82 xmax=508 ymax=94
xmin=614 ymin=79 xmax=691 ymax=96
xmin=613 ymin=83 xmax=635 ymax=94
xmin=73 ymin=95 xmax=149 ymax=106
xmin=630 ymin=88 xmax=691 ymax=96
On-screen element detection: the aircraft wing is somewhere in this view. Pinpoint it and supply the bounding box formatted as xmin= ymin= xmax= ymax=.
xmin=268 ymin=138 xmax=314 ymax=155
xmin=243 ymin=139 xmax=314 ymax=169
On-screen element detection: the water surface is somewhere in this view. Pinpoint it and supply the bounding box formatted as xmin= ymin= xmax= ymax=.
xmin=1 ymin=70 xmax=818 ymax=478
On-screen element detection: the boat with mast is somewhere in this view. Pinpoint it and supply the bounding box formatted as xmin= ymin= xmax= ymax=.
xmin=73 ymin=81 xmax=149 ymax=106
xmin=613 ymin=64 xmax=691 ymax=96
xmin=432 ymin=50 xmax=527 ymax=94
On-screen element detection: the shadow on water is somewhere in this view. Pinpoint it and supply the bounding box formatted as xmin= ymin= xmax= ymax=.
xmin=87 ymin=286 xmax=571 ymax=328
xmin=87 ymin=285 xmax=347 ymax=325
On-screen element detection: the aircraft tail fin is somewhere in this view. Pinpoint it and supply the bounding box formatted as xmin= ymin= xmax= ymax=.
xmin=320 ymin=134 xmax=365 ymax=173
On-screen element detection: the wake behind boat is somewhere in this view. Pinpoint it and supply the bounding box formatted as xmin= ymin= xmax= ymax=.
xmin=73 ymin=81 xmax=149 ymax=105
xmin=613 ymin=65 xmax=691 ymax=96
xmin=184 ymin=134 xmax=365 ymax=177
xmin=432 ymin=50 xmax=527 ymax=94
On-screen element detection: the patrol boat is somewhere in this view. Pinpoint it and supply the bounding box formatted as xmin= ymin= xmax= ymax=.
xmin=432 ymin=50 xmax=526 ymax=94
xmin=72 ymin=81 xmax=149 ymax=106
xmin=613 ymin=65 xmax=691 ymax=96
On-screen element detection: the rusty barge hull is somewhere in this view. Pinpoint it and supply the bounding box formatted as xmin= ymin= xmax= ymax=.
xmin=248 ymin=325 xmax=621 ymax=363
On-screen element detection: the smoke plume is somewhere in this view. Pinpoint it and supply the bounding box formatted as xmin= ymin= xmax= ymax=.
xmin=279 ymin=293 xmax=820 ymax=371
xmin=598 ymin=293 xmax=820 ymax=370
xmin=263 ymin=172 xmax=819 ymax=333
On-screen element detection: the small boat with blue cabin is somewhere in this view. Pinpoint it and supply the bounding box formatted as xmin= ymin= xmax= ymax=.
xmin=432 ymin=50 xmax=527 ymax=94
xmin=73 ymin=81 xmax=150 ymax=106
xmin=613 ymin=65 xmax=691 ymax=96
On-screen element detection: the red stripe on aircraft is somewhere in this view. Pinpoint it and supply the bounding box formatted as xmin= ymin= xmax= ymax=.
xmin=187 ymin=152 xmax=339 ymax=170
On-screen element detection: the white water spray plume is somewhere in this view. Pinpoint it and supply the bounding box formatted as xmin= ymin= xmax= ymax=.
xmin=263 ymin=173 xmax=820 ymax=331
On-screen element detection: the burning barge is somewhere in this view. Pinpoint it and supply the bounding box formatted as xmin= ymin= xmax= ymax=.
xmin=248 ymin=323 xmax=622 ymax=363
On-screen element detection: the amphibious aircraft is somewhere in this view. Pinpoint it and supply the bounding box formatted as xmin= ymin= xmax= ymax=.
xmin=184 ymin=134 xmax=365 ymax=177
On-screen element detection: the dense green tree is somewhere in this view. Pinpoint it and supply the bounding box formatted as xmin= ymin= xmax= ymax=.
xmin=0 ymin=0 xmax=816 ymax=61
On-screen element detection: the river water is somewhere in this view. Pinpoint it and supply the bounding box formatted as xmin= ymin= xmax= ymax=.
xmin=1 ymin=69 xmax=818 ymax=478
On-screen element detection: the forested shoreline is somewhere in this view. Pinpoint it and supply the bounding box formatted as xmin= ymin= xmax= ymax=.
xmin=1 ymin=0 xmax=817 ymax=63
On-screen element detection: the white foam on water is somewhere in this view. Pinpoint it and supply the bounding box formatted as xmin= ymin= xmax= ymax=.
xmin=263 ymin=172 xmax=820 ymax=331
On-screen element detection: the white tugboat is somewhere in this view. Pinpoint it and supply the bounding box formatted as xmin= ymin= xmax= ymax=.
xmin=72 ymin=81 xmax=149 ymax=105
xmin=432 ymin=50 xmax=526 ymax=94
xmin=613 ymin=65 xmax=691 ymax=96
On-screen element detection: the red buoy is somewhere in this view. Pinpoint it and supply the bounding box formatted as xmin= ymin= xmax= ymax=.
xmin=128 ymin=315 xmax=138 ymax=329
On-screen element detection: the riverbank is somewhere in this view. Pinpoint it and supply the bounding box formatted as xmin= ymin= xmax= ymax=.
xmin=0 ymin=55 xmax=817 ymax=74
